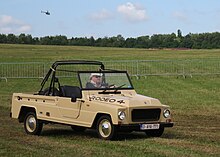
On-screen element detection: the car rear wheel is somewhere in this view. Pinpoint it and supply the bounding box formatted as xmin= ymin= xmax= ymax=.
xmin=24 ymin=112 xmax=43 ymax=135
xmin=96 ymin=115 xmax=117 ymax=140
xmin=145 ymin=127 xmax=164 ymax=137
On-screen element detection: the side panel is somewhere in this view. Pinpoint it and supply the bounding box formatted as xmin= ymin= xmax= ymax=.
xmin=75 ymin=92 xmax=125 ymax=126
xmin=56 ymin=98 xmax=81 ymax=119
xmin=11 ymin=93 xmax=124 ymax=128
xmin=11 ymin=93 xmax=57 ymax=119
xmin=11 ymin=93 xmax=24 ymax=118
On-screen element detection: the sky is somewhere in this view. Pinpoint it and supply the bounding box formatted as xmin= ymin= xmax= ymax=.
xmin=1 ymin=0 xmax=220 ymax=38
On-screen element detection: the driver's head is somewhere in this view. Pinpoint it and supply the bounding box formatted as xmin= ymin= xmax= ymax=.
xmin=90 ymin=73 xmax=102 ymax=84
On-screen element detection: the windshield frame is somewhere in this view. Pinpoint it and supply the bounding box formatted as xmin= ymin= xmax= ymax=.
xmin=77 ymin=70 xmax=134 ymax=90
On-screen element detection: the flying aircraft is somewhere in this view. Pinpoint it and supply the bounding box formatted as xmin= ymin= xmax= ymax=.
xmin=41 ymin=10 xmax=50 ymax=15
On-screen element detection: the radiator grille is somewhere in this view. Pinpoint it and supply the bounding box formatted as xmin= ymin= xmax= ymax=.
xmin=131 ymin=109 xmax=161 ymax=122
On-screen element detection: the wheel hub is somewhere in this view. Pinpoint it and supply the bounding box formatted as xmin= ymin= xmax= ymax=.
xmin=99 ymin=120 xmax=112 ymax=138
xmin=26 ymin=116 xmax=36 ymax=132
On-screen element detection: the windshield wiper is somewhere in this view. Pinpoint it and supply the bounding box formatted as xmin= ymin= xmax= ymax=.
xmin=99 ymin=84 xmax=125 ymax=94
xmin=113 ymin=84 xmax=126 ymax=92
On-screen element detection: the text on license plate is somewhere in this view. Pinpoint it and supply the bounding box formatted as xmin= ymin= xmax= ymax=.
xmin=140 ymin=124 xmax=160 ymax=130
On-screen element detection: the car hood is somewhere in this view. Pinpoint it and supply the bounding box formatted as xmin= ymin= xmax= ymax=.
xmin=86 ymin=90 xmax=164 ymax=108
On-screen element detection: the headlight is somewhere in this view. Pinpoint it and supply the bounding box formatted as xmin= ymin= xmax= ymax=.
xmin=118 ymin=111 xmax=126 ymax=120
xmin=163 ymin=109 xmax=171 ymax=118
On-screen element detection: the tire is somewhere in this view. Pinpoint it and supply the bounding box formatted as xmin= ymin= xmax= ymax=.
xmin=24 ymin=112 xmax=43 ymax=135
xmin=145 ymin=127 xmax=164 ymax=137
xmin=96 ymin=115 xmax=117 ymax=140
xmin=71 ymin=125 xmax=86 ymax=132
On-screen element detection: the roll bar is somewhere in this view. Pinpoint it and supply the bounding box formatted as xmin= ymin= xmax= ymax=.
xmin=39 ymin=60 xmax=105 ymax=94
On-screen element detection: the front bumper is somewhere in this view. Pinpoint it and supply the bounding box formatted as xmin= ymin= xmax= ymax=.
xmin=117 ymin=122 xmax=174 ymax=131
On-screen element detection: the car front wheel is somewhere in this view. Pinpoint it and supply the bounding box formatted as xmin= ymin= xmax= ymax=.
xmin=24 ymin=112 xmax=43 ymax=135
xmin=96 ymin=115 xmax=117 ymax=140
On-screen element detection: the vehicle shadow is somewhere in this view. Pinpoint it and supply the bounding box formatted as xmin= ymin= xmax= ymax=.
xmin=40 ymin=126 xmax=176 ymax=141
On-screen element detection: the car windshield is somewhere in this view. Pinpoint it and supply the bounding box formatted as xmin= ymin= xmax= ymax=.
xmin=78 ymin=71 xmax=133 ymax=90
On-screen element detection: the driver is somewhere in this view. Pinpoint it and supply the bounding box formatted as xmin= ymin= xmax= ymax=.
xmin=86 ymin=73 xmax=104 ymax=88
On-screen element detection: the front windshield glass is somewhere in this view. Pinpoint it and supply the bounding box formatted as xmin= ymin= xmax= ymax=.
xmin=78 ymin=72 xmax=133 ymax=90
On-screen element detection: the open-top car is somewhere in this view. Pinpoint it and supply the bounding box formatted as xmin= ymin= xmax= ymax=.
xmin=11 ymin=60 xmax=173 ymax=140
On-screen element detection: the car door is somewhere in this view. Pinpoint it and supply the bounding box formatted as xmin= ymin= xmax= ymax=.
xmin=57 ymin=97 xmax=82 ymax=119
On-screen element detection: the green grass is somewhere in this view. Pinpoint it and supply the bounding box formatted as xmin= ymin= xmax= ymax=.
xmin=0 ymin=44 xmax=220 ymax=63
xmin=0 ymin=44 xmax=220 ymax=157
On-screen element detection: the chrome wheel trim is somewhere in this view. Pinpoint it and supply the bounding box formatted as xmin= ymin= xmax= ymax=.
xmin=99 ymin=119 xmax=112 ymax=138
xmin=26 ymin=115 xmax=37 ymax=133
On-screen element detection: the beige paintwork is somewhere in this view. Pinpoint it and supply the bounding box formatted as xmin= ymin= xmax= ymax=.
xmin=11 ymin=88 xmax=173 ymax=128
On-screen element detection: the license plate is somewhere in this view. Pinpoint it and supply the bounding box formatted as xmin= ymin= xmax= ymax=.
xmin=140 ymin=124 xmax=160 ymax=130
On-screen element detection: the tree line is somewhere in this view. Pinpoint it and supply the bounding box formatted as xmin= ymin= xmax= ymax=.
xmin=1 ymin=30 xmax=220 ymax=49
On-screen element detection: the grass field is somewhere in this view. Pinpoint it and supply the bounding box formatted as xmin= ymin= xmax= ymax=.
xmin=0 ymin=44 xmax=220 ymax=157
xmin=1 ymin=44 xmax=220 ymax=62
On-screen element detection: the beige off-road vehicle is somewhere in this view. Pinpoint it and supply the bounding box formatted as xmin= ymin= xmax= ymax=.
xmin=11 ymin=60 xmax=173 ymax=140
